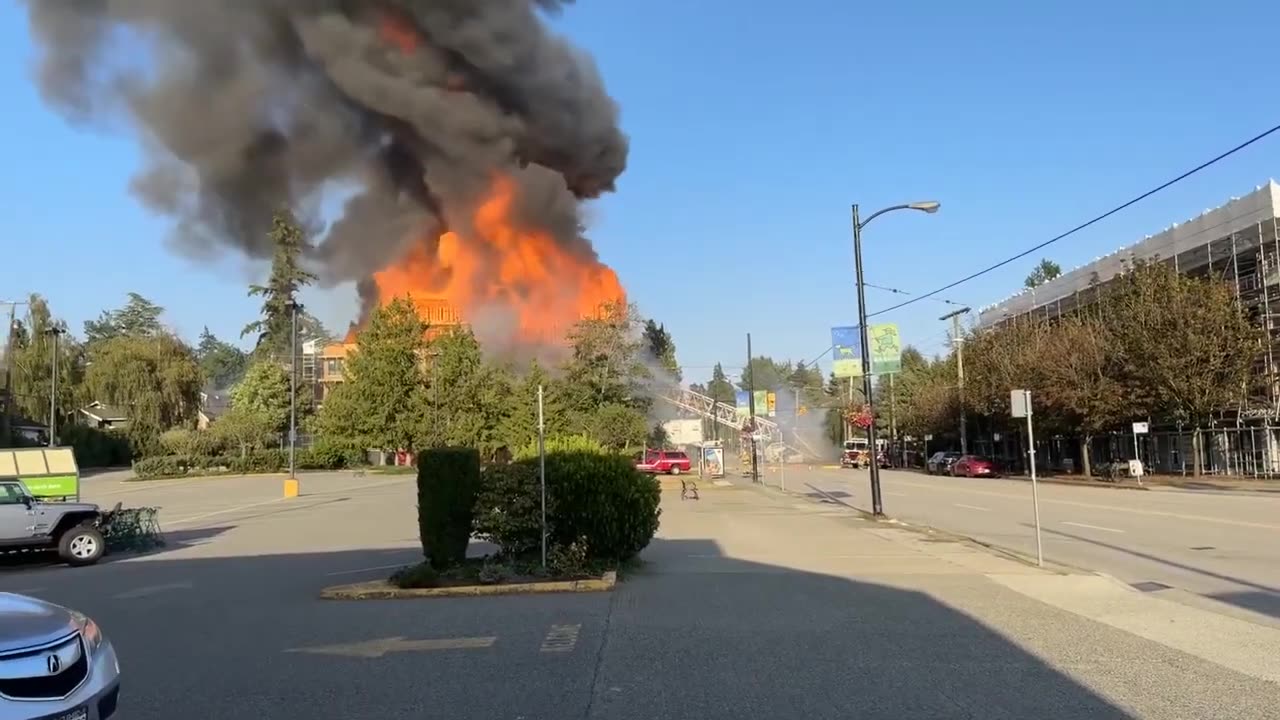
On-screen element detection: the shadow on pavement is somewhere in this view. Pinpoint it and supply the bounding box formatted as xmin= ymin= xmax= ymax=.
xmin=1035 ymin=524 xmax=1280 ymax=619
xmin=0 ymin=537 xmax=1164 ymax=717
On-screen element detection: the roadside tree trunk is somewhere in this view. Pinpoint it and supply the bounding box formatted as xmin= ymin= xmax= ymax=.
xmin=1080 ymin=433 xmax=1092 ymax=479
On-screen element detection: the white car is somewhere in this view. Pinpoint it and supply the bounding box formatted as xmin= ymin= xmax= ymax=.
xmin=0 ymin=593 xmax=120 ymax=719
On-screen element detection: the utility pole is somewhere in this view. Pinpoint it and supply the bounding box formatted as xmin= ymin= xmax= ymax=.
xmin=746 ymin=333 xmax=759 ymax=484
xmin=1 ymin=302 xmax=19 ymax=446
xmin=940 ymin=307 xmax=971 ymax=455
xmin=47 ymin=327 xmax=64 ymax=447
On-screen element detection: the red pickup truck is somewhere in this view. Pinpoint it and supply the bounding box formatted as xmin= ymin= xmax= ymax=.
xmin=636 ymin=450 xmax=692 ymax=475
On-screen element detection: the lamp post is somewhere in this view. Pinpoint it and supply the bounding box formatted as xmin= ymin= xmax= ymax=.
xmin=852 ymin=201 xmax=940 ymax=516
xmin=287 ymin=301 xmax=300 ymax=481
xmin=46 ymin=327 xmax=65 ymax=447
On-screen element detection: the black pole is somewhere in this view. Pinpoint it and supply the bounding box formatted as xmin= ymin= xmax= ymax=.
xmin=288 ymin=302 xmax=298 ymax=480
xmin=852 ymin=204 xmax=884 ymax=516
xmin=48 ymin=328 xmax=62 ymax=447
xmin=746 ymin=333 xmax=759 ymax=483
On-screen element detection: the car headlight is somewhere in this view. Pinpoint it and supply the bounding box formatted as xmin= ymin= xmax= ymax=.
xmin=70 ymin=611 xmax=104 ymax=657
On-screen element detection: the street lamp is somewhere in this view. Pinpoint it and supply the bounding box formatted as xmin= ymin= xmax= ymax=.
xmin=287 ymin=301 xmax=301 ymax=481
xmin=851 ymin=201 xmax=941 ymax=516
xmin=45 ymin=327 xmax=65 ymax=447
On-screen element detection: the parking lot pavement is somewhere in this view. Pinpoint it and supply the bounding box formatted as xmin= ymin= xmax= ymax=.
xmin=2 ymin=472 xmax=613 ymax=719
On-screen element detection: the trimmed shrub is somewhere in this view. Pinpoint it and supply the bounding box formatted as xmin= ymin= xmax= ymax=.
xmin=534 ymin=450 xmax=660 ymax=563
xmin=473 ymin=463 xmax=542 ymax=556
xmin=132 ymin=450 xmax=288 ymax=479
xmin=474 ymin=448 xmax=661 ymax=564
xmin=417 ymin=448 xmax=481 ymax=570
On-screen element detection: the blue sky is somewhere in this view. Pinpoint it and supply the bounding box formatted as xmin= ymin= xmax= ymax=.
xmin=4 ymin=0 xmax=1280 ymax=385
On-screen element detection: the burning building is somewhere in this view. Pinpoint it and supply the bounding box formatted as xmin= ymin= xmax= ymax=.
xmin=20 ymin=1 xmax=630 ymax=348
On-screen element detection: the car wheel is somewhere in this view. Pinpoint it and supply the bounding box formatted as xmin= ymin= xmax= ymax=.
xmin=671 ymin=466 xmax=681 ymax=476
xmin=59 ymin=524 xmax=105 ymax=567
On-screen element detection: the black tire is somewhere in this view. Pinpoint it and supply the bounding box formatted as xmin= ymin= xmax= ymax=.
xmin=58 ymin=525 xmax=105 ymax=567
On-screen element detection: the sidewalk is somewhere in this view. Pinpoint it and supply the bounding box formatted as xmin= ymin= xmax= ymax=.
xmin=589 ymin=484 xmax=1280 ymax=719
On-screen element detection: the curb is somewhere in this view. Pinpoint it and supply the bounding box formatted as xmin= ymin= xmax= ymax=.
xmin=320 ymin=570 xmax=617 ymax=600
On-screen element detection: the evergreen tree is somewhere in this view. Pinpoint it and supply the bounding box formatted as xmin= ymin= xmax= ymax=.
xmin=317 ymin=299 xmax=428 ymax=451
xmin=642 ymin=319 xmax=681 ymax=381
xmin=242 ymin=210 xmax=318 ymax=360
xmin=196 ymin=327 xmax=248 ymax=388
xmin=84 ymin=293 xmax=164 ymax=345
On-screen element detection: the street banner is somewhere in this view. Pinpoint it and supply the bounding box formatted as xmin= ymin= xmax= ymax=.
xmin=734 ymin=390 xmax=750 ymax=418
xmin=869 ymin=323 xmax=902 ymax=375
xmin=754 ymin=391 xmax=769 ymax=416
xmin=830 ymin=326 xmax=863 ymax=377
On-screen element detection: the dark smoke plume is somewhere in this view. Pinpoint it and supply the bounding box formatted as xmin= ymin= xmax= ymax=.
xmin=21 ymin=0 xmax=627 ymax=310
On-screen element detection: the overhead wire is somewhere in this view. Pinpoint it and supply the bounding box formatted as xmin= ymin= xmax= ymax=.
xmin=865 ymin=121 xmax=1280 ymax=318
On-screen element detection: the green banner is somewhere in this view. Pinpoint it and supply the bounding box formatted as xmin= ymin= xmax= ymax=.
xmin=23 ymin=474 xmax=78 ymax=499
xmin=869 ymin=323 xmax=902 ymax=375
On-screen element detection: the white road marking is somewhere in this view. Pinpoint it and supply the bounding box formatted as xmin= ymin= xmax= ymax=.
xmin=954 ymin=503 xmax=991 ymax=512
xmin=165 ymin=497 xmax=287 ymax=527
xmin=1062 ymin=521 xmax=1125 ymax=534
xmin=113 ymin=581 xmax=194 ymax=600
xmin=325 ymin=563 xmax=408 ymax=577
xmin=164 ymin=476 xmax=412 ymax=528
xmin=540 ymin=624 xmax=581 ymax=653
xmin=287 ymin=636 xmax=496 ymax=658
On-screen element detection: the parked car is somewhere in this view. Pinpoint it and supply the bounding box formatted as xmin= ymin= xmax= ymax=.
xmin=0 ymin=479 xmax=106 ymax=566
xmin=926 ymin=451 xmax=962 ymax=475
xmin=636 ymin=450 xmax=692 ymax=475
xmin=951 ymin=455 xmax=998 ymax=478
xmin=0 ymin=593 xmax=121 ymax=719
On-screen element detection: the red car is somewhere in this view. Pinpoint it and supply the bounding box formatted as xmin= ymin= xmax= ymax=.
xmin=951 ymin=455 xmax=997 ymax=478
xmin=637 ymin=450 xmax=692 ymax=475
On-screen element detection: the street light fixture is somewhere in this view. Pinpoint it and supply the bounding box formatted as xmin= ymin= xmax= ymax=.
xmin=851 ymin=200 xmax=941 ymax=516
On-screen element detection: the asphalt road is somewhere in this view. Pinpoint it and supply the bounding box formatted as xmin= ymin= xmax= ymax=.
xmin=788 ymin=465 xmax=1280 ymax=625
xmin=4 ymin=471 xmax=1280 ymax=718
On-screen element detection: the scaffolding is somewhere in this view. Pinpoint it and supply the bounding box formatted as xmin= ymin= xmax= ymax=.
xmin=978 ymin=180 xmax=1280 ymax=427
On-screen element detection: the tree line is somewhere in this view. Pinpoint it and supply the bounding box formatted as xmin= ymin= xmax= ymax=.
xmin=885 ymin=260 xmax=1259 ymax=477
xmin=3 ymin=211 xmax=680 ymax=465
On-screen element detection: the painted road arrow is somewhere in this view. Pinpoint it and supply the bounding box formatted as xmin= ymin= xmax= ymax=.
xmin=285 ymin=636 xmax=496 ymax=658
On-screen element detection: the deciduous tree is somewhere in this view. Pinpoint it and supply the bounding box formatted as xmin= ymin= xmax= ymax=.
xmin=1106 ymin=262 xmax=1259 ymax=476
xmin=197 ymin=327 xmax=248 ymax=389
xmin=83 ymin=333 xmax=202 ymax=454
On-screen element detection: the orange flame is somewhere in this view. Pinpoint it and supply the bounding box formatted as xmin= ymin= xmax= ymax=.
xmin=372 ymin=175 xmax=625 ymax=344
xmin=377 ymin=9 xmax=421 ymax=54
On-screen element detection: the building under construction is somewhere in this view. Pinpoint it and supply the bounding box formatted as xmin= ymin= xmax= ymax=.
xmin=977 ymin=180 xmax=1280 ymax=476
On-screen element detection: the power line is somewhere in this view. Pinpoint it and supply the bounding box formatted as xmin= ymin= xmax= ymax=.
xmin=863 ymin=282 xmax=968 ymax=307
xmin=866 ymin=121 xmax=1280 ymax=318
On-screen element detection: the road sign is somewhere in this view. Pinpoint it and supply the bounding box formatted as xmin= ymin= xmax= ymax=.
xmin=1132 ymin=422 xmax=1149 ymax=434
xmin=1010 ymin=390 xmax=1031 ymax=418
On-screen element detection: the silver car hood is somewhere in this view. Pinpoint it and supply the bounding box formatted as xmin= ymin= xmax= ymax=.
xmin=0 ymin=593 xmax=78 ymax=652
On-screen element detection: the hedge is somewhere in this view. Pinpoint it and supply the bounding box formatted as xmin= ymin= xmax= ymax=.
xmin=473 ymin=449 xmax=660 ymax=564
xmin=131 ymin=445 xmax=367 ymax=479
xmin=417 ymin=448 xmax=481 ymax=570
